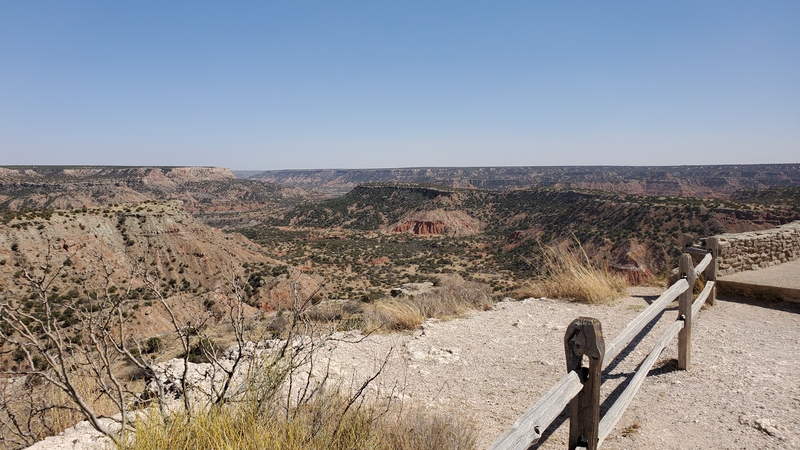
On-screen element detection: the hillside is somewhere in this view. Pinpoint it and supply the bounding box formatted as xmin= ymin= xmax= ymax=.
xmin=0 ymin=166 xmax=317 ymax=228
xmin=0 ymin=201 xmax=316 ymax=339
xmin=277 ymin=184 xmax=798 ymax=261
xmin=238 ymin=164 xmax=800 ymax=197
xmin=239 ymin=184 xmax=799 ymax=298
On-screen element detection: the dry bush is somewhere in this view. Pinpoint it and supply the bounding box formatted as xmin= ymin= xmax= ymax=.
xmin=411 ymin=282 xmax=493 ymax=319
xmin=364 ymin=300 xmax=425 ymax=331
xmin=302 ymin=301 xmax=345 ymax=322
xmin=123 ymin=395 xmax=380 ymax=450
xmin=528 ymin=245 xmax=628 ymax=304
xmin=122 ymin=339 xmax=476 ymax=450
xmin=361 ymin=282 xmax=494 ymax=332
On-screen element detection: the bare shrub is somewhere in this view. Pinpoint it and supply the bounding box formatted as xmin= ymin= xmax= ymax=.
xmin=0 ymin=373 xmax=121 ymax=448
xmin=0 ymin=235 xmax=275 ymax=447
xmin=0 ymin=231 xmax=479 ymax=450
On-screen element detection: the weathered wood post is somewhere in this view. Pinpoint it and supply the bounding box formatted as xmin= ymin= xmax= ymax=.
xmin=678 ymin=254 xmax=696 ymax=370
xmin=705 ymin=237 xmax=719 ymax=306
xmin=565 ymin=317 xmax=605 ymax=450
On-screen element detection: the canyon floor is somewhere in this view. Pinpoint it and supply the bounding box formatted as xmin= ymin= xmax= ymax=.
xmin=28 ymin=287 xmax=800 ymax=450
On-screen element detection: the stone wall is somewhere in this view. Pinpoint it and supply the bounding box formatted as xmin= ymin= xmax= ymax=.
xmin=708 ymin=221 xmax=800 ymax=276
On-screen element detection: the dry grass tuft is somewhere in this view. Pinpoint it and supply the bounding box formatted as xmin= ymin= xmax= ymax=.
xmin=527 ymin=245 xmax=628 ymax=304
xmin=125 ymin=397 xmax=377 ymax=450
xmin=1 ymin=370 xmax=129 ymax=446
xmin=382 ymin=407 xmax=478 ymax=450
xmin=362 ymin=282 xmax=494 ymax=331
xmin=365 ymin=300 xmax=425 ymax=331
xmin=123 ymin=392 xmax=476 ymax=450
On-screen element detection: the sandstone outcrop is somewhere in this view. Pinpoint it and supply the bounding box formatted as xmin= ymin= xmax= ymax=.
xmin=388 ymin=209 xmax=482 ymax=236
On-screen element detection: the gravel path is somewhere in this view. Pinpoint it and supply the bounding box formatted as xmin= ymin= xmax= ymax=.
xmin=324 ymin=287 xmax=800 ymax=449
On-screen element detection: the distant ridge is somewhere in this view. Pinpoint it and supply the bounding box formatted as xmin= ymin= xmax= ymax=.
xmin=0 ymin=166 xmax=316 ymax=227
xmin=235 ymin=164 xmax=800 ymax=197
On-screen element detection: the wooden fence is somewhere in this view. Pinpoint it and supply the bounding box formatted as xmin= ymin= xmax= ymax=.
xmin=489 ymin=239 xmax=719 ymax=450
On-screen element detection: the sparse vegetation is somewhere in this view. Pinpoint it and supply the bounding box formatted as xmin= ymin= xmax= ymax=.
xmin=2 ymin=166 xmax=800 ymax=448
xmin=238 ymin=183 xmax=798 ymax=299
xmin=0 ymin=216 xmax=479 ymax=449
xmin=298 ymin=281 xmax=495 ymax=332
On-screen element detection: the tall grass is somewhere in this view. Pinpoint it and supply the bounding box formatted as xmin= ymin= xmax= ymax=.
xmin=525 ymin=244 xmax=628 ymax=304
xmin=122 ymin=392 xmax=476 ymax=450
xmin=365 ymin=300 xmax=426 ymax=331
xmin=123 ymin=397 xmax=379 ymax=450
xmin=363 ymin=282 xmax=494 ymax=331
xmin=0 ymin=370 xmax=127 ymax=448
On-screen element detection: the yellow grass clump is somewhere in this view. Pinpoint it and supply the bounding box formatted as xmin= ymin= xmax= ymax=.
xmin=527 ymin=245 xmax=628 ymax=304
xmin=365 ymin=299 xmax=425 ymax=331
xmin=122 ymin=393 xmax=477 ymax=450
xmin=362 ymin=282 xmax=495 ymax=331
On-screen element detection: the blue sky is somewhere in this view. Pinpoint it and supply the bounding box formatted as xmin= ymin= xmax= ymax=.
xmin=1 ymin=1 xmax=798 ymax=170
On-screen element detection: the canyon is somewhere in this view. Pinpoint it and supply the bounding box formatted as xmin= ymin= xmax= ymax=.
xmin=239 ymin=164 xmax=800 ymax=197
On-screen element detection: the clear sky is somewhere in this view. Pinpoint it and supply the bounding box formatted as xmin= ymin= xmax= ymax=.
xmin=1 ymin=1 xmax=798 ymax=170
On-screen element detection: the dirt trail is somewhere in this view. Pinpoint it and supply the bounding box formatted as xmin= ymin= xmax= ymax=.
xmin=324 ymin=287 xmax=800 ymax=449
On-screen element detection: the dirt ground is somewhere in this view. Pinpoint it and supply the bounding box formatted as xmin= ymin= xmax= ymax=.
xmin=25 ymin=287 xmax=800 ymax=449
xmin=322 ymin=287 xmax=800 ymax=449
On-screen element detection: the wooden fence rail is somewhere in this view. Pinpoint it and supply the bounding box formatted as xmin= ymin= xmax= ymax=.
xmin=489 ymin=247 xmax=717 ymax=450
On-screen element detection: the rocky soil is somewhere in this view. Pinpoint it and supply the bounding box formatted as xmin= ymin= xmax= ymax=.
xmin=27 ymin=287 xmax=800 ymax=449
xmin=321 ymin=287 xmax=800 ymax=449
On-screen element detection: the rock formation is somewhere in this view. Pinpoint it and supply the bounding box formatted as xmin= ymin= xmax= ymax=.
xmin=610 ymin=239 xmax=654 ymax=285
xmin=388 ymin=209 xmax=482 ymax=236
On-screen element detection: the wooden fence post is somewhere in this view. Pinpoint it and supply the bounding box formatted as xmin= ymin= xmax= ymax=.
xmin=565 ymin=317 xmax=605 ymax=450
xmin=705 ymin=237 xmax=719 ymax=306
xmin=678 ymin=254 xmax=696 ymax=370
